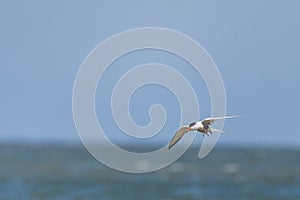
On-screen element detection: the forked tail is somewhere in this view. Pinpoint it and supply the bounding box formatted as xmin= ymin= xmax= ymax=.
xmin=210 ymin=128 xmax=225 ymax=133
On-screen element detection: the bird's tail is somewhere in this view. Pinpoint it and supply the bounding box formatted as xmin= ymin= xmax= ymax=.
xmin=210 ymin=128 xmax=225 ymax=133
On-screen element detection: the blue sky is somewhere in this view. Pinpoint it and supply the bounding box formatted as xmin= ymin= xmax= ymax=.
xmin=1 ymin=1 xmax=299 ymax=146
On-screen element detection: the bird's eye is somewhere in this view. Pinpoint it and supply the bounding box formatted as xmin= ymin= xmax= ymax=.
xmin=189 ymin=122 xmax=196 ymax=127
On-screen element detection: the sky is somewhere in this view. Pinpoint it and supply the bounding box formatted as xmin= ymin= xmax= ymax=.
xmin=1 ymin=0 xmax=300 ymax=146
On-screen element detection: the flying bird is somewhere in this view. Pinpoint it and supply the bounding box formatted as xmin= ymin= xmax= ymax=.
xmin=168 ymin=116 xmax=239 ymax=149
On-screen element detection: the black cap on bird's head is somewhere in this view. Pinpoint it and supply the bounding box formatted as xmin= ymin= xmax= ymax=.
xmin=189 ymin=122 xmax=196 ymax=127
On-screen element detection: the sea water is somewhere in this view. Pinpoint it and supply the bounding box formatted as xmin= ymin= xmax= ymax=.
xmin=0 ymin=144 xmax=299 ymax=200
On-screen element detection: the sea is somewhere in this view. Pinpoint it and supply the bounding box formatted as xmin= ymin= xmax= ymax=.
xmin=0 ymin=144 xmax=299 ymax=200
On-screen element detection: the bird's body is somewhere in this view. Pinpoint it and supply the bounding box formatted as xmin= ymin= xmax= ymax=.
xmin=168 ymin=116 xmax=239 ymax=149
xmin=188 ymin=121 xmax=210 ymax=135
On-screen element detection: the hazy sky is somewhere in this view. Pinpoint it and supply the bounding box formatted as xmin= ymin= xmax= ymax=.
xmin=1 ymin=1 xmax=300 ymax=146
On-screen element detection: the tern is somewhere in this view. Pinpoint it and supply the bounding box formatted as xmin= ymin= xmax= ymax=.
xmin=168 ymin=116 xmax=239 ymax=149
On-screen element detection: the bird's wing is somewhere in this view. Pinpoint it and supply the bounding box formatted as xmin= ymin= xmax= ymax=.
xmin=201 ymin=115 xmax=240 ymax=126
xmin=168 ymin=127 xmax=189 ymax=149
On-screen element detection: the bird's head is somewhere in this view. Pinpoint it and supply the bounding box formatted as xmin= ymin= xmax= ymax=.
xmin=189 ymin=122 xmax=196 ymax=127
xmin=187 ymin=122 xmax=196 ymax=131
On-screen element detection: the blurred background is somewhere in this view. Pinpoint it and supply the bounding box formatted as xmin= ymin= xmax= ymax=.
xmin=1 ymin=0 xmax=300 ymax=199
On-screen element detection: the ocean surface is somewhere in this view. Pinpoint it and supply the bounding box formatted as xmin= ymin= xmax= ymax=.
xmin=0 ymin=144 xmax=299 ymax=200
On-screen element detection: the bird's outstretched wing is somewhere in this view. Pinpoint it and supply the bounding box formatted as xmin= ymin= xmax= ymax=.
xmin=201 ymin=116 xmax=240 ymax=126
xmin=168 ymin=127 xmax=189 ymax=149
